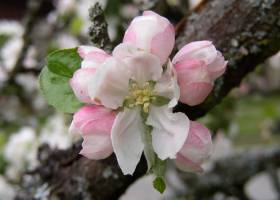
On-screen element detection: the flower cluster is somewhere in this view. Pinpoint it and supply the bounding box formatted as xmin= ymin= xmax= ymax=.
xmin=69 ymin=11 xmax=227 ymax=175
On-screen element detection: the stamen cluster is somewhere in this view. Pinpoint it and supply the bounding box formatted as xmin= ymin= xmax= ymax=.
xmin=125 ymin=80 xmax=156 ymax=113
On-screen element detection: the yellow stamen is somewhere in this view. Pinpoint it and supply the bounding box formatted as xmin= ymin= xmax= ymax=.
xmin=143 ymin=102 xmax=150 ymax=113
xmin=125 ymin=80 xmax=155 ymax=112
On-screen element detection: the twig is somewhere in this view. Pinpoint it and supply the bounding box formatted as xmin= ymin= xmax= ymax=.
xmin=180 ymin=147 xmax=280 ymax=199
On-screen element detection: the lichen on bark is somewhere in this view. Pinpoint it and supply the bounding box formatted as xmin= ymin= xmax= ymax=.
xmin=88 ymin=3 xmax=111 ymax=50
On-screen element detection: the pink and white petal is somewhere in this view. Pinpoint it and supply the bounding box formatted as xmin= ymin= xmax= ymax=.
xmin=69 ymin=105 xmax=94 ymax=135
xmin=123 ymin=15 xmax=157 ymax=49
xmin=175 ymin=153 xmax=203 ymax=173
xmin=69 ymin=120 xmax=80 ymax=135
xmin=176 ymin=59 xmax=211 ymax=86
xmin=80 ymin=59 xmax=99 ymax=69
xmin=112 ymin=43 xmax=141 ymax=60
xmin=78 ymin=45 xmax=109 ymax=60
xmin=173 ymin=41 xmax=217 ymax=65
xmin=150 ymin=23 xmax=175 ymax=65
xmin=111 ymin=108 xmax=145 ymax=175
xmin=179 ymin=82 xmax=213 ymax=106
xmin=69 ymin=105 xmax=116 ymax=135
xmin=81 ymin=110 xmax=116 ymax=135
xmin=143 ymin=10 xmax=159 ymax=16
xmin=124 ymin=51 xmax=162 ymax=86
xmin=123 ymin=12 xmax=175 ymax=65
xmin=80 ymin=134 xmax=113 ymax=160
xmin=69 ymin=68 xmax=96 ymax=104
xmin=178 ymin=121 xmax=212 ymax=166
xmin=88 ymin=57 xmax=130 ymax=109
xmin=207 ymin=51 xmax=228 ymax=80
xmin=70 ymin=105 xmax=116 ymax=159
xmin=146 ymin=105 xmax=190 ymax=160
xmin=78 ymin=46 xmax=110 ymax=69
xmin=154 ymin=61 xmax=180 ymax=108
xmin=122 ymin=26 xmax=136 ymax=44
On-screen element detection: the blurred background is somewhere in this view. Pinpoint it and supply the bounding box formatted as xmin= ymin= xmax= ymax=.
xmin=0 ymin=0 xmax=279 ymax=200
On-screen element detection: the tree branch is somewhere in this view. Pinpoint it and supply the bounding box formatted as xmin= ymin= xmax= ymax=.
xmin=17 ymin=0 xmax=280 ymax=199
xmin=174 ymin=0 xmax=280 ymax=119
xmin=180 ymin=147 xmax=280 ymax=199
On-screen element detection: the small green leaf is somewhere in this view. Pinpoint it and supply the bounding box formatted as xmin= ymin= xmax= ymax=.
xmin=152 ymin=96 xmax=170 ymax=107
xmin=153 ymin=177 xmax=166 ymax=194
xmin=39 ymin=67 xmax=83 ymax=113
xmin=46 ymin=48 xmax=81 ymax=77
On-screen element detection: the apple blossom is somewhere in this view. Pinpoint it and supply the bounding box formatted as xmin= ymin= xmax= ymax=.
xmin=69 ymin=46 xmax=110 ymax=103
xmin=176 ymin=121 xmax=212 ymax=172
xmin=123 ymin=11 xmax=175 ymax=65
xmin=67 ymin=10 xmax=227 ymax=180
xmin=173 ymin=41 xmax=228 ymax=105
xmin=173 ymin=41 xmax=227 ymax=80
xmin=83 ymin=45 xmax=189 ymax=174
xmin=174 ymin=59 xmax=213 ymax=106
xmin=70 ymin=42 xmax=190 ymax=175
xmin=70 ymin=105 xmax=116 ymax=159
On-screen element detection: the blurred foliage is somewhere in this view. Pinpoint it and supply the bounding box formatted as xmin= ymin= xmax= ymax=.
xmin=199 ymin=96 xmax=236 ymax=134
xmin=200 ymin=92 xmax=280 ymax=146
xmin=234 ymin=94 xmax=280 ymax=145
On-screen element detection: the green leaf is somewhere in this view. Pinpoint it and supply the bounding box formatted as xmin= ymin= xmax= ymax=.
xmin=46 ymin=48 xmax=81 ymax=77
xmin=39 ymin=67 xmax=83 ymax=113
xmin=152 ymin=96 xmax=170 ymax=107
xmin=153 ymin=177 xmax=166 ymax=194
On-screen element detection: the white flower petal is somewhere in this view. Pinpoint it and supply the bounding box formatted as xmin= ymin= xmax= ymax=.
xmin=88 ymin=57 xmax=130 ymax=109
xmin=112 ymin=43 xmax=141 ymax=60
xmin=123 ymin=12 xmax=175 ymax=65
xmin=154 ymin=61 xmax=180 ymax=108
xmin=80 ymin=134 xmax=113 ymax=160
xmin=146 ymin=105 xmax=189 ymax=160
xmin=111 ymin=108 xmax=144 ymax=175
xmin=78 ymin=45 xmax=110 ymax=69
xmin=69 ymin=68 xmax=96 ymax=104
xmin=124 ymin=51 xmax=162 ymax=86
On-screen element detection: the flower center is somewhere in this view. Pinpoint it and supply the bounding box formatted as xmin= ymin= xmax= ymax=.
xmin=124 ymin=80 xmax=156 ymax=113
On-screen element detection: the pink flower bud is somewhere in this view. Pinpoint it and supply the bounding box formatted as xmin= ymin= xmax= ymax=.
xmin=70 ymin=105 xmax=116 ymax=160
xmin=176 ymin=121 xmax=212 ymax=173
xmin=123 ymin=10 xmax=175 ymax=65
xmin=69 ymin=68 xmax=96 ymax=104
xmin=173 ymin=41 xmax=227 ymax=80
xmin=175 ymin=59 xmax=213 ymax=106
xmin=78 ymin=45 xmax=110 ymax=68
xmin=70 ymin=46 xmax=110 ymax=104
